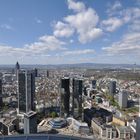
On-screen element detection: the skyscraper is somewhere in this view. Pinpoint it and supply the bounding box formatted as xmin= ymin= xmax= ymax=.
xmin=61 ymin=77 xmax=70 ymax=116
xmin=92 ymin=80 xmax=96 ymax=89
xmin=136 ymin=117 xmax=140 ymax=140
xmin=46 ymin=70 xmax=49 ymax=78
xmin=15 ymin=61 xmax=20 ymax=80
xmin=24 ymin=111 xmax=37 ymax=134
xmin=72 ymin=78 xmax=83 ymax=119
xmin=0 ymin=79 xmax=3 ymax=108
xmin=136 ymin=97 xmax=140 ymax=140
xmin=15 ymin=61 xmax=20 ymax=71
xmin=109 ymin=81 xmax=116 ymax=97
xmin=34 ymin=68 xmax=38 ymax=77
xmin=118 ymin=91 xmax=128 ymax=108
xmin=18 ymin=70 xmax=35 ymax=113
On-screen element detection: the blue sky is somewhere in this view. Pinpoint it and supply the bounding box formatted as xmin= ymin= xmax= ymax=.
xmin=0 ymin=0 xmax=140 ymax=64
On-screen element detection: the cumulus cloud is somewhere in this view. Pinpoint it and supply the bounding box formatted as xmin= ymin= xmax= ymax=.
xmin=102 ymin=33 xmax=140 ymax=55
xmin=53 ymin=21 xmax=74 ymax=38
xmin=67 ymin=0 xmax=85 ymax=12
xmin=0 ymin=35 xmax=66 ymax=57
xmin=53 ymin=0 xmax=103 ymax=44
xmin=78 ymin=28 xmax=103 ymax=44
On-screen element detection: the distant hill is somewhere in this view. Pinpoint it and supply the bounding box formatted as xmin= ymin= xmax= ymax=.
xmin=0 ymin=63 xmax=139 ymax=69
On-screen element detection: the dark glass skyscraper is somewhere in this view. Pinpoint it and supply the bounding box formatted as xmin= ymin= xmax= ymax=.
xmin=72 ymin=78 xmax=83 ymax=119
xmin=34 ymin=68 xmax=38 ymax=77
xmin=61 ymin=77 xmax=70 ymax=116
xmin=18 ymin=71 xmax=35 ymax=113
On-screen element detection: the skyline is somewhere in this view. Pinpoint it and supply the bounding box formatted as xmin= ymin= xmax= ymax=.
xmin=0 ymin=0 xmax=140 ymax=64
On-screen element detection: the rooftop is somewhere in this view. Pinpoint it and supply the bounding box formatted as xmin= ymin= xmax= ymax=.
xmin=24 ymin=111 xmax=37 ymax=118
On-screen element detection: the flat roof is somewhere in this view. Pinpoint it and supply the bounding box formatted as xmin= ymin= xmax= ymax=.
xmin=24 ymin=111 xmax=37 ymax=117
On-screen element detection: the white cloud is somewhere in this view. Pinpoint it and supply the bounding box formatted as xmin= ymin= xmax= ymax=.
xmin=112 ymin=1 xmax=122 ymax=10
xmin=67 ymin=0 xmax=85 ymax=12
xmin=64 ymin=7 xmax=103 ymax=43
xmin=102 ymin=33 xmax=140 ymax=55
xmin=63 ymin=49 xmax=95 ymax=55
xmin=25 ymin=35 xmax=66 ymax=52
xmin=102 ymin=17 xmax=124 ymax=32
xmin=107 ymin=1 xmax=122 ymax=16
xmin=53 ymin=21 xmax=74 ymax=38
xmin=78 ymin=28 xmax=103 ymax=44
xmin=64 ymin=8 xmax=99 ymax=30
xmin=53 ymin=0 xmax=103 ymax=44
xmin=102 ymin=7 xmax=140 ymax=32
xmin=0 ymin=35 xmax=66 ymax=58
xmin=121 ymin=7 xmax=140 ymax=32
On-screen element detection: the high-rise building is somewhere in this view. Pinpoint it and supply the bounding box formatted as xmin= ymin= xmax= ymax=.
xmin=46 ymin=70 xmax=49 ymax=78
xmin=61 ymin=77 xmax=70 ymax=116
xmin=0 ymin=79 xmax=3 ymax=108
xmin=18 ymin=70 xmax=35 ymax=113
xmin=34 ymin=68 xmax=38 ymax=77
xmin=136 ymin=97 xmax=140 ymax=140
xmin=92 ymin=80 xmax=96 ymax=89
xmin=24 ymin=111 xmax=37 ymax=134
xmin=118 ymin=91 xmax=128 ymax=108
xmin=109 ymin=81 xmax=116 ymax=97
xmin=15 ymin=61 xmax=20 ymax=80
xmin=136 ymin=117 xmax=140 ymax=140
xmin=72 ymin=78 xmax=83 ymax=119
xmin=15 ymin=61 xmax=20 ymax=71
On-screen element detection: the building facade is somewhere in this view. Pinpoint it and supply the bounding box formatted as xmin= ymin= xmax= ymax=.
xmin=109 ymin=81 xmax=116 ymax=97
xmin=119 ymin=91 xmax=128 ymax=108
xmin=72 ymin=78 xmax=83 ymax=119
xmin=92 ymin=80 xmax=96 ymax=89
xmin=24 ymin=111 xmax=37 ymax=134
xmin=61 ymin=77 xmax=70 ymax=116
xmin=18 ymin=70 xmax=35 ymax=113
xmin=136 ymin=117 xmax=140 ymax=140
xmin=15 ymin=61 xmax=20 ymax=80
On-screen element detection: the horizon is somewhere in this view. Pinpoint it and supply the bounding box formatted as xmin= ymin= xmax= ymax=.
xmin=0 ymin=0 xmax=140 ymax=64
xmin=0 ymin=62 xmax=139 ymax=67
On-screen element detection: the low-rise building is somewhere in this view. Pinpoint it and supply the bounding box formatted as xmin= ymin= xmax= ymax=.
xmin=0 ymin=117 xmax=19 ymax=135
xmin=113 ymin=115 xmax=127 ymax=126
xmin=116 ymin=126 xmax=135 ymax=139
xmin=91 ymin=118 xmax=117 ymax=139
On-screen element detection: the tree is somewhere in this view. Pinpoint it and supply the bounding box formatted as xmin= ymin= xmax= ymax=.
xmin=50 ymin=111 xmax=57 ymax=118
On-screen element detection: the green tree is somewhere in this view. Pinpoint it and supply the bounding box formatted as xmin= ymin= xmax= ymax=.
xmin=50 ymin=111 xmax=57 ymax=118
